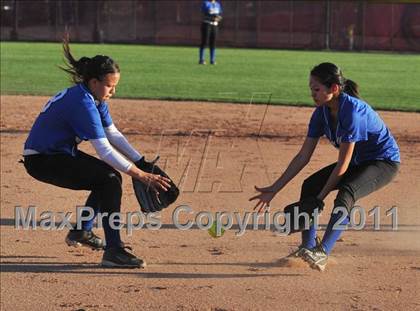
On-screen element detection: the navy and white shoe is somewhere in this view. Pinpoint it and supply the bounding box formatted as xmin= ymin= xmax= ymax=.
xmin=65 ymin=230 xmax=104 ymax=251
xmin=302 ymin=239 xmax=328 ymax=272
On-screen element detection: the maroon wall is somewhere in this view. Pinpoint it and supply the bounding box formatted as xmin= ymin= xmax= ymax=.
xmin=1 ymin=0 xmax=419 ymax=52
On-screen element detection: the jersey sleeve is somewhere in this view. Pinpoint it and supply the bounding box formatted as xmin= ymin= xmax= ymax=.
xmin=307 ymin=107 xmax=324 ymax=138
xmin=338 ymin=103 xmax=368 ymax=143
xmin=65 ymin=95 xmax=106 ymax=140
xmin=97 ymin=102 xmax=113 ymax=128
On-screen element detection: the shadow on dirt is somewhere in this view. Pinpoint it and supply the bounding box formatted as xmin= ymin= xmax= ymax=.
xmin=0 ymin=260 xmax=303 ymax=278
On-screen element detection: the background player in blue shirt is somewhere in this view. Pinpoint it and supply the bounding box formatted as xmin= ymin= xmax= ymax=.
xmin=250 ymin=62 xmax=400 ymax=271
xmin=23 ymin=38 xmax=171 ymax=268
xmin=199 ymin=0 xmax=222 ymax=65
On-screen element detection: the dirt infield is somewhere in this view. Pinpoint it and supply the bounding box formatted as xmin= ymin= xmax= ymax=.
xmin=1 ymin=95 xmax=419 ymax=310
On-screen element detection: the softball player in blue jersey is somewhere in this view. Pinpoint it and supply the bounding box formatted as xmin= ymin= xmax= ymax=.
xmin=250 ymin=62 xmax=400 ymax=271
xmin=199 ymin=0 xmax=222 ymax=65
xmin=23 ymin=38 xmax=171 ymax=268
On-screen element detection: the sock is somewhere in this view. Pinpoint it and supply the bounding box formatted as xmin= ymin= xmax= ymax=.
xmin=199 ymin=48 xmax=205 ymax=62
xmin=321 ymin=211 xmax=350 ymax=254
xmin=301 ymin=223 xmax=317 ymax=249
xmin=103 ymin=213 xmax=122 ymax=249
xmin=81 ymin=206 xmax=99 ymax=231
xmin=210 ymin=48 xmax=216 ymax=63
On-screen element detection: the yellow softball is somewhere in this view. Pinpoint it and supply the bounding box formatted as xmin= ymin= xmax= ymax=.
xmin=208 ymin=220 xmax=225 ymax=238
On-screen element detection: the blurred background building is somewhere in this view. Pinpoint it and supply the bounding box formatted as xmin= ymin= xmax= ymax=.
xmin=1 ymin=0 xmax=419 ymax=52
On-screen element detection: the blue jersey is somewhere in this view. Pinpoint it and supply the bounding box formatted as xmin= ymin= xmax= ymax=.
xmin=202 ymin=1 xmax=222 ymax=17
xmin=307 ymin=93 xmax=400 ymax=165
xmin=24 ymin=83 xmax=113 ymax=156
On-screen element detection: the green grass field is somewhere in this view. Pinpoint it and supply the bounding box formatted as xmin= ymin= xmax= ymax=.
xmin=1 ymin=42 xmax=419 ymax=111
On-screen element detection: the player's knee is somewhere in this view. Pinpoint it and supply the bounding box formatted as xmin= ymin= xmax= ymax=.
xmin=331 ymin=205 xmax=348 ymax=217
xmin=334 ymin=185 xmax=355 ymax=213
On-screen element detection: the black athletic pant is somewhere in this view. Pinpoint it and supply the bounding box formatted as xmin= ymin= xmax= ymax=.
xmin=23 ymin=151 xmax=123 ymax=248
xmin=200 ymin=22 xmax=218 ymax=50
xmin=300 ymin=160 xmax=400 ymax=213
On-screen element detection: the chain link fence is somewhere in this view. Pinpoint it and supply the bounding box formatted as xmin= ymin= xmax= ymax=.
xmin=1 ymin=0 xmax=419 ymax=51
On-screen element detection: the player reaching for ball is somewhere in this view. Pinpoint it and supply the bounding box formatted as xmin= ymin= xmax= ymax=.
xmin=250 ymin=62 xmax=400 ymax=271
xmin=22 ymin=37 xmax=172 ymax=268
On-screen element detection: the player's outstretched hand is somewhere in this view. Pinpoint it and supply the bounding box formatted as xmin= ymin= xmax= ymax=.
xmin=249 ymin=185 xmax=277 ymax=213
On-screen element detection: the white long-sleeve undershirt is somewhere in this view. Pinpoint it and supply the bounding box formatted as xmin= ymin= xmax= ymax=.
xmin=90 ymin=138 xmax=132 ymax=173
xmin=104 ymin=124 xmax=142 ymax=163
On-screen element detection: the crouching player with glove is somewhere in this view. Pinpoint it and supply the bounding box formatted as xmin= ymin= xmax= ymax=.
xmin=23 ymin=37 xmax=177 ymax=268
xmin=250 ymin=62 xmax=400 ymax=271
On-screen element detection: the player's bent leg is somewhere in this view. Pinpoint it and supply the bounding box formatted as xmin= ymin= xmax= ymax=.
xmin=94 ymin=171 xmax=145 ymax=268
xmin=336 ymin=160 xmax=399 ymax=209
xmin=298 ymin=163 xmax=336 ymax=248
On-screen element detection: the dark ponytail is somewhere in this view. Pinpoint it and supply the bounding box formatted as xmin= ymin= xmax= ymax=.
xmin=343 ymin=79 xmax=359 ymax=98
xmin=310 ymin=62 xmax=360 ymax=98
xmin=60 ymin=36 xmax=120 ymax=84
